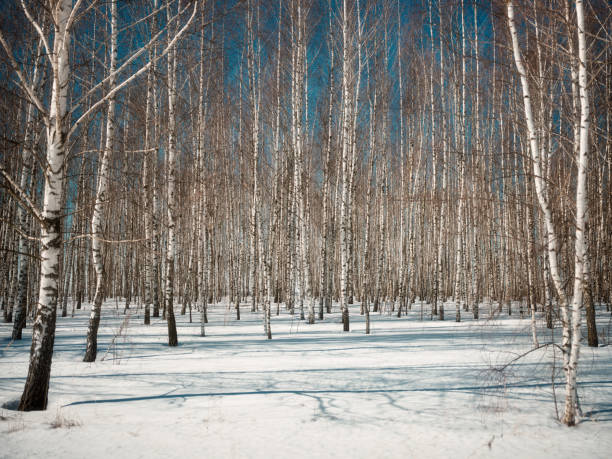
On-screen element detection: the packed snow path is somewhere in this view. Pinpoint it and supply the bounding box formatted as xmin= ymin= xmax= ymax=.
xmin=2 ymin=301 xmax=612 ymax=458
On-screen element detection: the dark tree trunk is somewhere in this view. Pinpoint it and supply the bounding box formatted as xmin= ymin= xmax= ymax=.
xmin=585 ymin=285 xmax=598 ymax=347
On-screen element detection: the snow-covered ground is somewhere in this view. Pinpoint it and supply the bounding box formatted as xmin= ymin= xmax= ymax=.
xmin=2 ymin=300 xmax=611 ymax=458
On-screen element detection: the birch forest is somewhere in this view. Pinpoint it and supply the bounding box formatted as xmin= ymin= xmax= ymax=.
xmin=1 ymin=0 xmax=611 ymax=447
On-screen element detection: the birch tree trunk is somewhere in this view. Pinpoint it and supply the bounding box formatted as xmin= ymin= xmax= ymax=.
xmin=436 ymin=0 xmax=448 ymax=321
xmin=453 ymin=0 xmax=467 ymax=323
xmin=507 ymin=0 xmax=588 ymax=426
xmin=564 ymin=0 xmax=597 ymax=349
xmin=247 ymin=0 xmax=260 ymax=315
xmin=12 ymin=56 xmax=39 ymax=339
xmin=396 ymin=0 xmax=408 ymax=317
xmin=164 ymin=0 xmax=180 ymax=347
xmin=19 ymin=0 xmax=71 ymax=411
xmin=339 ymin=0 xmax=352 ymax=331
xmin=84 ymin=0 xmax=118 ymax=362
xmin=563 ymin=0 xmax=590 ymax=426
xmin=319 ymin=0 xmax=333 ymax=320
xmin=142 ymin=6 xmax=156 ymax=326
xmin=197 ymin=0 xmax=213 ymax=337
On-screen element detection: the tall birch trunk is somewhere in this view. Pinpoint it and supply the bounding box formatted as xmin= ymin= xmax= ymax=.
xmin=507 ymin=0 xmax=587 ymax=426
xmin=563 ymin=0 xmax=590 ymax=426
xmin=142 ymin=1 xmax=157 ymax=326
xmin=12 ymin=56 xmax=39 ymax=339
xmin=319 ymin=0 xmax=334 ymax=320
xmin=164 ymin=0 xmax=180 ymax=347
xmin=453 ymin=0 xmax=467 ymax=323
xmin=247 ymin=0 xmax=260 ymax=314
xmin=197 ymin=0 xmax=213 ymax=337
xmin=19 ymin=0 xmax=71 ymax=411
xmin=436 ymin=0 xmax=448 ymax=320
xmin=339 ymin=0 xmax=352 ymax=331
xmin=84 ymin=0 xmax=118 ymax=362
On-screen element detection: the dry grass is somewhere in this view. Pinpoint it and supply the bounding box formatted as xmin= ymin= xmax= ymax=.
xmin=49 ymin=409 xmax=81 ymax=429
xmin=6 ymin=419 xmax=25 ymax=433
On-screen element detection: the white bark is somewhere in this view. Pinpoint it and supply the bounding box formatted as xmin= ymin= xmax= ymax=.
xmin=197 ymin=0 xmax=212 ymax=337
xmin=339 ymin=0 xmax=352 ymax=331
xmin=142 ymin=0 xmax=159 ymax=326
xmin=507 ymin=1 xmax=567 ymax=310
xmin=507 ymin=0 xmax=589 ymax=426
xmin=19 ymin=0 xmax=71 ymax=411
xmin=453 ymin=0 xmax=467 ymax=323
xmin=12 ymin=41 xmax=41 ymax=339
xmin=247 ymin=0 xmax=260 ymax=314
xmin=396 ymin=0 xmax=407 ymax=316
xmin=319 ymin=0 xmax=334 ymax=319
xmin=436 ymin=0 xmax=447 ymax=320
xmin=564 ymin=0 xmax=590 ymax=426
xmin=164 ymin=0 xmax=180 ymax=347
xmin=84 ymin=0 xmax=118 ymax=362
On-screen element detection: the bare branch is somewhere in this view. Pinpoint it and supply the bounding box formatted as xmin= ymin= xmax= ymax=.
xmin=0 ymin=164 xmax=43 ymax=223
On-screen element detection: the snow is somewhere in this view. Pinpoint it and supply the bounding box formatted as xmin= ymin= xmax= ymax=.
xmin=2 ymin=300 xmax=612 ymax=458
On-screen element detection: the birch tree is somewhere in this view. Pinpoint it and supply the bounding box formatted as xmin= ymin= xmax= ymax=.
xmin=0 ymin=0 xmax=198 ymax=408
xmin=507 ymin=0 xmax=592 ymax=426
xmin=564 ymin=0 xmax=591 ymax=426
xmin=84 ymin=0 xmax=118 ymax=362
xmin=0 ymin=0 xmax=73 ymax=411
xmin=11 ymin=38 xmax=42 ymax=341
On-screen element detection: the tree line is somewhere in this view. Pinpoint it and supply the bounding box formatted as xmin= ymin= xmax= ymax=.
xmin=0 ymin=0 xmax=610 ymax=426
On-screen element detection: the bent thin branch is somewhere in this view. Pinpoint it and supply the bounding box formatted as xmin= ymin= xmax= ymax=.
xmin=0 ymin=165 xmax=43 ymax=223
